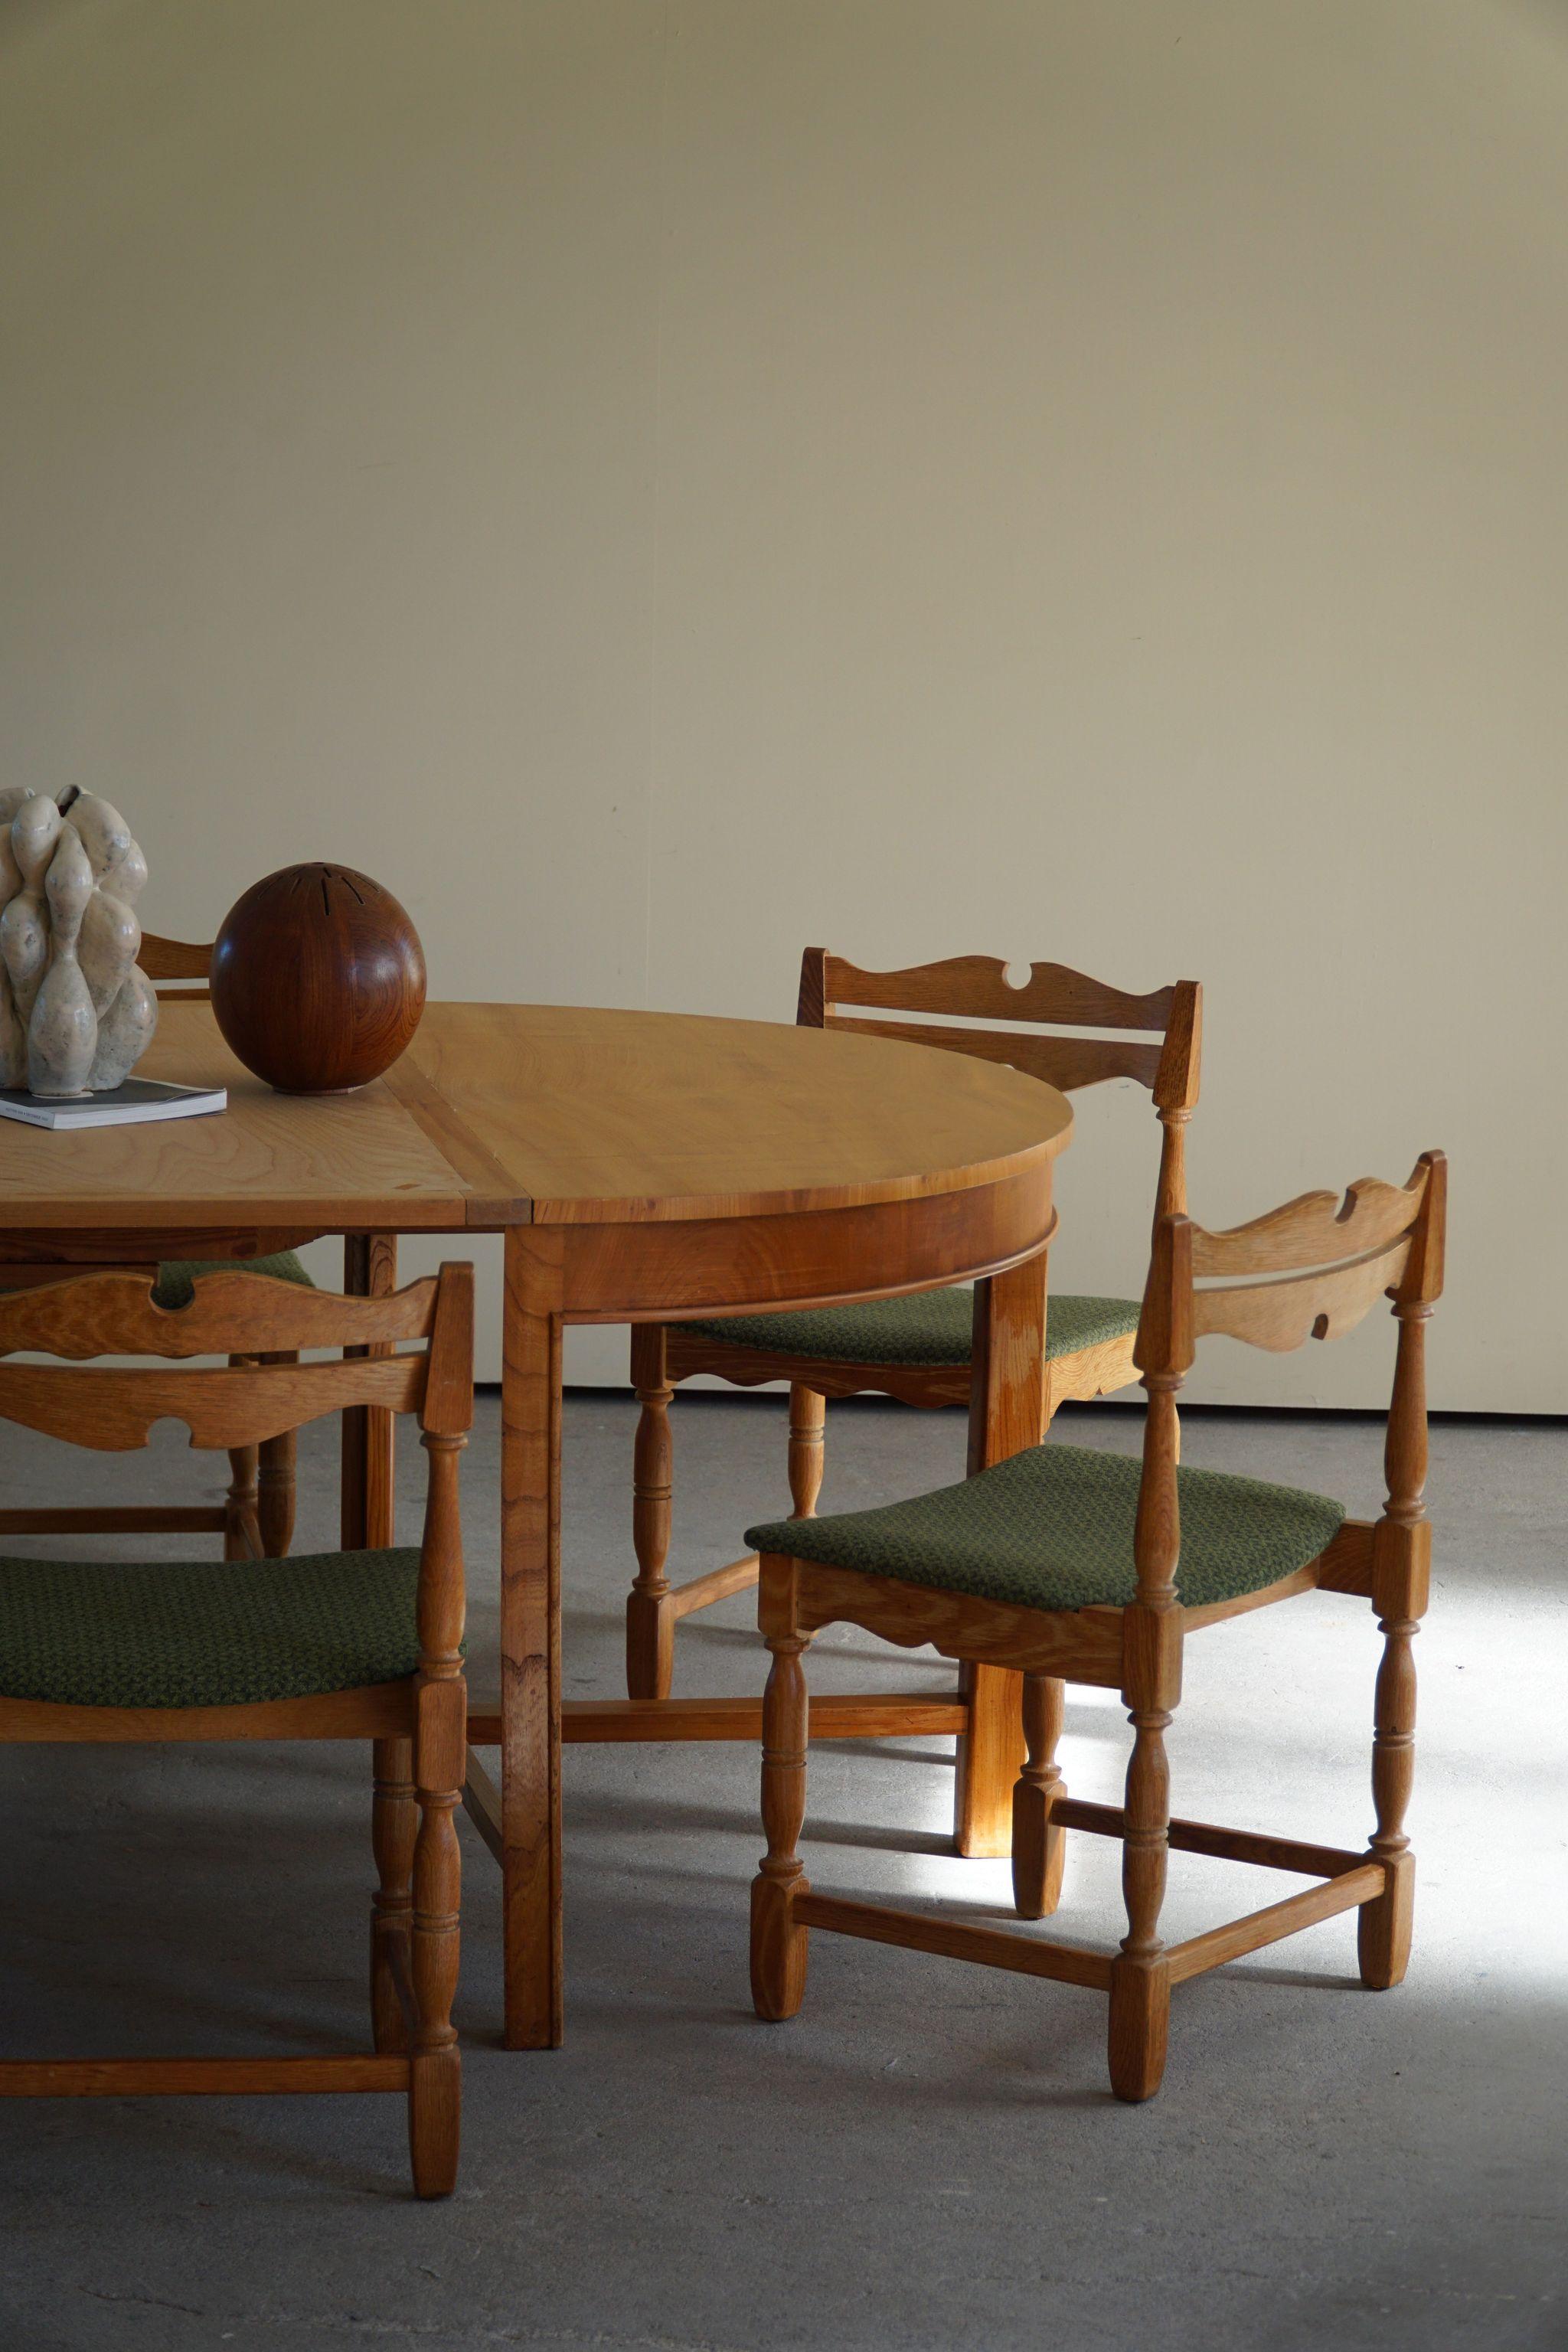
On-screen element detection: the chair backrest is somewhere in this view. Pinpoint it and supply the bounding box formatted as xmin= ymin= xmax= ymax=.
xmin=0 ymin=1264 xmax=475 ymax=1453
xmin=1129 ymin=1153 xmax=1447 ymax=1611
xmin=140 ymin=932 xmax=211 ymax=1004
xmin=796 ymin=948 xmax=1202 ymax=1230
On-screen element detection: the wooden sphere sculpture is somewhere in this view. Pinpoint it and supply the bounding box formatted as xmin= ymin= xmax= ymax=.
xmin=211 ymin=864 xmax=426 ymax=1093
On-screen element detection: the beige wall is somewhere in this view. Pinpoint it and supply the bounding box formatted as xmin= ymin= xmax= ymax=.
xmin=3 ymin=0 xmax=1564 ymax=1406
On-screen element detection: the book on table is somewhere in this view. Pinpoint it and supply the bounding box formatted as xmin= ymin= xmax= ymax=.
xmin=0 ymin=1079 xmax=227 ymax=1131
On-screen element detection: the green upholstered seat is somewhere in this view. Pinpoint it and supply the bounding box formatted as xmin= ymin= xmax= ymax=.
xmin=685 ymin=1289 xmax=1140 ymax=1369
xmin=746 ymin=1441 xmax=1345 ymax=1615
xmin=0 ymin=1548 xmax=426 ymax=1710
xmin=152 ymin=1250 xmax=315 ymax=1310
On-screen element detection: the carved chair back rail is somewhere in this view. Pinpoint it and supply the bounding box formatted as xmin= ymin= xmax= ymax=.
xmin=140 ymin=929 xmax=213 ymax=1001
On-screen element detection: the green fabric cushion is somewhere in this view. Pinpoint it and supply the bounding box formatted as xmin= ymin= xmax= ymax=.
xmin=685 ymin=1289 xmax=1141 ymax=1369
xmin=746 ymin=1441 xmax=1346 ymax=1613
xmin=152 ymin=1250 xmax=315 ymax=1310
xmin=0 ymin=1548 xmax=425 ymax=1709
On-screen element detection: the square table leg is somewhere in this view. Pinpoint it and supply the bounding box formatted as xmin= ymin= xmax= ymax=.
xmin=499 ymin=1224 xmax=566 ymax=2049
xmin=953 ymin=1244 xmax=1050 ymax=1857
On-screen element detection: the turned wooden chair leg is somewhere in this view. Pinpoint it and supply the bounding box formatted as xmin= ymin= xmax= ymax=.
xmin=222 ymin=1352 xmax=263 ymax=1560
xmin=750 ymin=1563 xmax=812 ymax=2023
xmin=371 ymin=1735 xmax=416 ymax=2053
xmin=408 ymin=1720 xmax=462 ymax=2199
xmin=787 ymin=1383 xmax=825 ymax=1519
xmin=223 ymin=1446 xmax=259 ymax=1558
xmin=1011 ymin=1673 xmax=1067 ymax=1919
xmin=1360 ymin=1290 xmax=1431 ymax=1991
xmin=252 ymin=1351 xmax=301 ymax=1558
xmin=256 ymin=1429 xmax=297 ymax=1557
xmin=627 ymin=1325 xmax=675 ymax=1700
xmin=1107 ymin=1699 xmax=1173 ymax=2103
xmin=1359 ymin=1603 xmax=1419 ymax=1990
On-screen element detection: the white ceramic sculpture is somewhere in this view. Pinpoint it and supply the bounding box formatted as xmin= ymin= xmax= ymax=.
xmin=0 ymin=787 xmax=157 ymax=1097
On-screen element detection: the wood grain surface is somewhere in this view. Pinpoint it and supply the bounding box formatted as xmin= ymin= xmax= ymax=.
xmin=0 ymin=1001 xmax=1071 ymax=1234
xmin=404 ymin=1002 xmax=1071 ymax=1224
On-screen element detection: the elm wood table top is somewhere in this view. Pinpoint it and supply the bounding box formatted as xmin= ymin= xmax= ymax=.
xmin=0 ymin=1001 xmax=1072 ymax=1234
xmin=0 ymin=998 xmax=1073 ymax=2050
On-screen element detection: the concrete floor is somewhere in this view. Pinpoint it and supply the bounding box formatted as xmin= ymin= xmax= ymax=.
xmin=0 ymin=1389 xmax=1562 ymax=2351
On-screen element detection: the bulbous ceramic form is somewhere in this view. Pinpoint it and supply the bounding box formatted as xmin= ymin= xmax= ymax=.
xmin=0 ymin=786 xmax=156 ymax=1096
xmin=210 ymin=863 xmax=426 ymax=1092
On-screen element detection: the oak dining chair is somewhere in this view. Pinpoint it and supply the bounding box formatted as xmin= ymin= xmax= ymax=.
xmin=0 ymin=1258 xmax=473 ymax=2196
xmin=626 ymin=949 xmax=1201 ymax=1701
xmin=745 ymin=1152 xmax=1446 ymax=2103
xmin=0 ymin=929 xmax=313 ymax=1564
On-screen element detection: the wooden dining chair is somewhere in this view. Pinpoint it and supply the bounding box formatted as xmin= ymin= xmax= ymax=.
xmin=745 ymin=1152 xmax=1446 ymax=2103
xmin=0 ymin=1258 xmax=473 ymax=2196
xmin=626 ymin=949 xmax=1201 ymax=1701
xmin=0 ymin=929 xmax=313 ymax=1564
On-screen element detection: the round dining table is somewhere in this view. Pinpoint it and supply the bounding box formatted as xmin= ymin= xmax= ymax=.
xmin=0 ymin=1001 xmax=1074 ymax=2047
